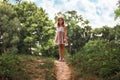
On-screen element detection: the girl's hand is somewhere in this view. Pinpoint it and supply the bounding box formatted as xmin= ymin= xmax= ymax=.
xmin=64 ymin=39 xmax=66 ymax=43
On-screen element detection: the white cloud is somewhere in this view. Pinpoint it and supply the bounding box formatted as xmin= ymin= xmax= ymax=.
xmin=37 ymin=0 xmax=118 ymax=28
xmin=38 ymin=0 xmax=62 ymax=20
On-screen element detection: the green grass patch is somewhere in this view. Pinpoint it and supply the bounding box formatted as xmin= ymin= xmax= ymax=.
xmin=0 ymin=53 xmax=56 ymax=80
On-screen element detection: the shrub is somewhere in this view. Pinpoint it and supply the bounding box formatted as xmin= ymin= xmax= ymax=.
xmin=69 ymin=39 xmax=120 ymax=80
xmin=0 ymin=53 xmax=29 ymax=80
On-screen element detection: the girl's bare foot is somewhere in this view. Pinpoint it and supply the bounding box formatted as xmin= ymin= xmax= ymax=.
xmin=59 ymin=57 xmax=62 ymax=61
xmin=61 ymin=58 xmax=65 ymax=62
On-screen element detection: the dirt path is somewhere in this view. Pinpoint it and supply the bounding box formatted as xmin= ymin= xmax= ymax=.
xmin=54 ymin=60 xmax=72 ymax=80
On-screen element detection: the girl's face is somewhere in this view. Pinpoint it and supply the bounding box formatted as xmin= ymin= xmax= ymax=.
xmin=58 ymin=18 xmax=63 ymax=25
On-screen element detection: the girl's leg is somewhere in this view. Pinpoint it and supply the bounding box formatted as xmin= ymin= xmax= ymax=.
xmin=59 ymin=44 xmax=62 ymax=60
xmin=59 ymin=44 xmax=65 ymax=61
xmin=61 ymin=44 xmax=65 ymax=60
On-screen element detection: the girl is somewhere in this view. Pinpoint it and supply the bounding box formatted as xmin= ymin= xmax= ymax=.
xmin=54 ymin=17 xmax=68 ymax=61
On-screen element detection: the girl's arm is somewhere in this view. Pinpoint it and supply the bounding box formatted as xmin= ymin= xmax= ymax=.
xmin=64 ymin=26 xmax=67 ymax=41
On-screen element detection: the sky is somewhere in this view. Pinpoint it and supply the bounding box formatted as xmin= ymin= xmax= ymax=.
xmin=10 ymin=0 xmax=119 ymax=28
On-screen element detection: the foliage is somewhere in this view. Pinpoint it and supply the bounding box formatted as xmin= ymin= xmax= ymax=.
xmin=114 ymin=0 xmax=120 ymax=19
xmin=91 ymin=26 xmax=116 ymax=42
xmin=0 ymin=53 xmax=29 ymax=80
xmin=14 ymin=2 xmax=54 ymax=54
xmin=68 ymin=11 xmax=120 ymax=79
xmin=0 ymin=2 xmax=20 ymax=53
xmin=69 ymin=39 xmax=120 ymax=80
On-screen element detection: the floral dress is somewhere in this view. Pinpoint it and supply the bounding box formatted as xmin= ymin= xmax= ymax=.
xmin=54 ymin=26 xmax=68 ymax=46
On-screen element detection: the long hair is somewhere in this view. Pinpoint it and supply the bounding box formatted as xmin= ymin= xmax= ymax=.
xmin=57 ymin=17 xmax=65 ymax=27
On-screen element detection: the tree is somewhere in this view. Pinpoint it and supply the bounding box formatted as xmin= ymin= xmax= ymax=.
xmin=1 ymin=0 xmax=22 ymax=3
xmin=14 ymin=2 xmax=54 ymax=54
xmin=0 ymin=2 xmax=20 ymax=53
xmin=115 ymin=0 xmax=120 ymax=19
xmin=92 ymin=26 xmax=116 ymax=42
xmin=114 ymin=0 xmax=120 ymax=47
xmin=114 ymin=25 xmax=120 ymax=47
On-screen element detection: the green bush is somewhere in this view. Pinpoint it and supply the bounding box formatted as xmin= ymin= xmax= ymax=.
xmin=40 ymin=45 xmax=59 ymax=59
xmin=0 ymin=53 xmax=29 ymax=80
xmin=69 ymin=39 xmax=120 ymax=80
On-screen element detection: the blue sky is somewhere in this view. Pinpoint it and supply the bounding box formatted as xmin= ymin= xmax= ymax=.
xmin=9 ymin=0 xmax=119 ymax=28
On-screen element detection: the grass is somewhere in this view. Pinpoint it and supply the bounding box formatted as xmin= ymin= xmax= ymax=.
xmin=0 ymin=53 xmax=56 ymax=80
xmin=19 ymin=54 xmax=56 ymax=80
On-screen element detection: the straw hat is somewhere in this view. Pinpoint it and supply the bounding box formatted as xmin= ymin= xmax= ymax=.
xmin=57 ymin=14 xmax=64 ymax=19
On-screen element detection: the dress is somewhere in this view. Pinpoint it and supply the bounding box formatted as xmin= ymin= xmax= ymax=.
xmin=54 ymin=26 xmax=68 ymax=46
